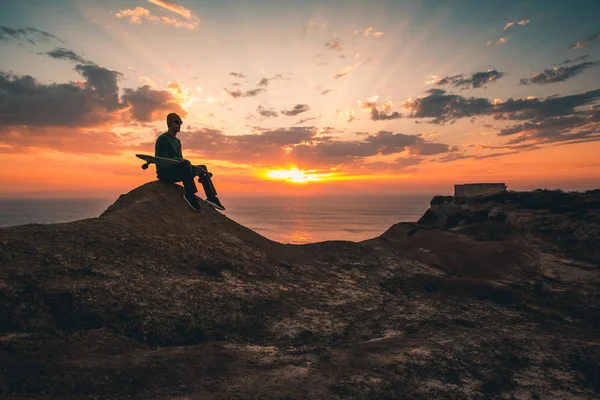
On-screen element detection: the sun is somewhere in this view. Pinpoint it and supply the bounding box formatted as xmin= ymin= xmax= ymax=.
xmin=264 ymin=168 xmax=332 ymax=183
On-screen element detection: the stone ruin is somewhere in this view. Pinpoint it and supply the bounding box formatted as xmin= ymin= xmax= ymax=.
xmin=454 ymin=183 xmax=507 ymax=197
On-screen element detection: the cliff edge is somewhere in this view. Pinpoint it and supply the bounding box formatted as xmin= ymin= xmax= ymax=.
xmin=1 ymin=182 xmax=599 ymax=399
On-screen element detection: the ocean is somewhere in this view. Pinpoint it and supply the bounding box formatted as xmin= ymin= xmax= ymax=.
xmin=0 ymin=195 xmax=434 ymax=244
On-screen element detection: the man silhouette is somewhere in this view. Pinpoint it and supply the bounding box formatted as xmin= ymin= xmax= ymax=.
xmin=155 ymin=112 xmax=225 ymax=211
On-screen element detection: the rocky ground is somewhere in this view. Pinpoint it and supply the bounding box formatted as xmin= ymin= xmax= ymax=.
xmin=1 ymin=183 xmax=599 ymax=399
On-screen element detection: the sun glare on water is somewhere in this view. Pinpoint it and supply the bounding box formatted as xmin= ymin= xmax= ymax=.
xmin=264 ymin=168 xmax=333 ymax=183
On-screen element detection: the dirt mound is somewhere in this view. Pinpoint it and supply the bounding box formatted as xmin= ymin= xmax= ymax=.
xmin=1 ymin=184 xmax=599 ymax=399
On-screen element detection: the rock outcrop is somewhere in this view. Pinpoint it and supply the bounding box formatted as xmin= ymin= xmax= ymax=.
xmin=1 ymin=182 xmax=599 ymax=399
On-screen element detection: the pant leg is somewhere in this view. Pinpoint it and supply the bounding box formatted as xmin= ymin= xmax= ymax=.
xmin=157 ymin=161 xmax=198 ymax=195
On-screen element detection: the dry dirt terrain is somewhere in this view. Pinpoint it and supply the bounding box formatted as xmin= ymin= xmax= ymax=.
xmin=1 ymin=182 xmax=599 ymax=399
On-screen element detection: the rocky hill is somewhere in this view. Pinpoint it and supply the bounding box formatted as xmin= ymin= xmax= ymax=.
xmin=1 ymin=182 xmax=599 ymax=399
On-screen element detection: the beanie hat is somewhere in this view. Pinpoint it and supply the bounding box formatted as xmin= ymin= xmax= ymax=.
xmin=166 ymin=112 xmax=181 ymax=124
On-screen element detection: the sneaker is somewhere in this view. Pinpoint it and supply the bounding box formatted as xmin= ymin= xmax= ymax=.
xmin=183 ymin=193 xmax=201 ymax=211
xmin=206 ymin=196 xmax=226 ymax=211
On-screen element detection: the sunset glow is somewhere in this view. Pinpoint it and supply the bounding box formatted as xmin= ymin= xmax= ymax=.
xmin=265 ymin=168 xmax=336 ymax=183
xmin=0 ymin=0 xmax=599 ymax=198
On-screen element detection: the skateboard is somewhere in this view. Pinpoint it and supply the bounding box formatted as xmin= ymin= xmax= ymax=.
xmin=135 ymin=154 xmax=218 ymax=199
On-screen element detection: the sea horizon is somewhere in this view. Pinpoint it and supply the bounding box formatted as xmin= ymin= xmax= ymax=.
xmin=0 ymin=194 xmax=435 ymax=244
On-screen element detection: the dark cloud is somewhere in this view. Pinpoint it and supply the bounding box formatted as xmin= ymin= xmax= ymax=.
xmin=229 ymin=72 xmax=246 ymax=78
xmin=401 ymin=87 xmax=600 ymax=149
xmin=0 ymin=63 xmax=186 ymax=127
xmin=497 ymin=110 xmax=600 ymax=145
xmin=0 ymin=26 xmax=63 ymax=45
xmin=325 ymin=36 xmax=343 ymax=51
xmin=553 ymin=54 xmax=589 ymax=66
xmin=121 ymin=85 xmax=186 ymax=122
xmin=358 ymin=97 xmax=403 ymax=121
xmin=224 ymin=88 xmax=266 ymax=98
xmin=432 ymin=70 xmax=505 ymax=89
xmin=370 ymin=108 xmax=402 ymax=120
xmin=256 ymin=105 xmax=278 ymax=118
xmin=570 ymin=31 xmax=600 ymax=49
xmin=295 ymin=117 xmax=318 ymax=125
xmin=493 ymin=89 xmax=600 ymax=121
xmin=44 ymin=47 xmax=91 ymax=64
xmin=0 ymin=70 xmax=120 ymax=127
xmin=321 ymin=89 xmax=331 ymax=95
xmin=519 ymin=61 xmax=599 ymax=85
xmin=288 ymin=131 xmax=455 ymax=167
xmin=281 ymin=104 xmax=310 ymax=116
xmin=74 ymin=64 xmax=123 ymax=111
xmin=257 ymin=74 xmax=283 ymax=87
xmin=402 ymin=89 xmax=493 ymax=124
xmin=364 ymin=131 xmax=455 ymax=155
xmin=134 ymin=127 xmax=454 ymax=169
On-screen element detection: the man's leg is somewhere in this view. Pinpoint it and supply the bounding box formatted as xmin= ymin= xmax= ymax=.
xmin=158 ymin=161 xmax=201 ymax=210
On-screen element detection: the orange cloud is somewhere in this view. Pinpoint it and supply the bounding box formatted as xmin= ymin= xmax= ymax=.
xmin=354 ymin=27 xmax=383 ymax=37
xmin=487 ymin=37 xmax=508 ymax=45
xmin=147 ymin=0 xmax=195 ymax=19
xmin=504 ymin=19 xmax=530 ymax=30
xmin=115 ymin=6 xmax=199 ymax=29
xmin=338 ymin=108 xmax=356 ymax=122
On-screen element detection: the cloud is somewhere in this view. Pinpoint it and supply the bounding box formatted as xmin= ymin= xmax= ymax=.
xmin=493 ymin=89 xmax=600 ymax=122
xmin=497 ymin=111 xmax=600 ymax=145
xmin=229 ymin=72 xmax=246 ymax=79
xmin=321 ymin=89 xmax=332 ymax=95
xmin=294 ymin=117 xmax=318 ymax=125
xmin=44 ymin=47 xmax=92 ymax=64
xmin=334 ymin=66 xmax=353 ymax=79
xmin=257 ymin=74 xmax=283 ymax=87
xmin=114 ymin=6 xmax=199 ymax=29
xmin=519 ymin=61 xmax=599 ymax=85
xmin=354 ymin=27 xmax=383 ymax=37
xmin=121 ymin=85 xmax=188 ymax=122
xmin=429 ymin=69 xmax=505 ymax=89
xmin=223 ymin=88 xmax=265 ymax=98
xmin=256 ymin=105 xmax=278 ymax=118
xmin=400 ymin=87 xmax=600 ymax=147
xmin=334 ymin=59 xmax=368 ymax=79
xmin=401 ymin=89 xmax=492 ymax=124
xmin=0 ymin=69 xmax=122 ymax=127
xmin=504 ymin=19 xmax=530 ymax=30
xmin=325 ymin=36 xmax=343 ymax=51
xmin=358 ymin=96 xmax=402 ymax=120
xmin=74 ymin=64 xmax=123 ymax=111
xmin=147 ymin=0 xmax=195 ymax=19
xmin=0 ymin=26 xmax=63 ymax=45
xmin=487 ymin=37 xmax=508 ymax=46
xmin=401 ymin=88 xmax=600 ymax=127
xmin=364 ymin=130 xmax=455 ymax=155
xmin=0 ymin=61 xmax=186 ymax=128
xmin=280 ymin=104 xmax=310 ymax=116
xmin=131 ymin=125 xmax=456 ymax=170
xmin=570 ymin=31 xmax=600 ymax=49
xmin=338 ymin=108 xmax=356 ymax=122
xmin=553 ymin=54 xmax=589 ymax=66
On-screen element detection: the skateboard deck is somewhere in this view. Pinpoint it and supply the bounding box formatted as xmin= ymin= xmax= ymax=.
xmin=136 ymin=154 xmax=218 ymax=199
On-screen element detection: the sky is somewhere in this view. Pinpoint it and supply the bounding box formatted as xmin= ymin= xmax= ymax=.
xmin=0 ymin=0 xmax=599 ymax=198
